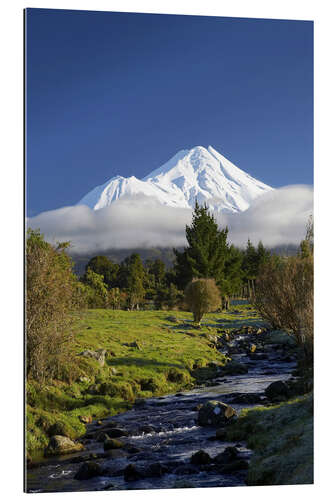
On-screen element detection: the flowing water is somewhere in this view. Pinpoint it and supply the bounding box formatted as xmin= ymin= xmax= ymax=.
xmin=26 ymin=335 xmax=296 ymax=493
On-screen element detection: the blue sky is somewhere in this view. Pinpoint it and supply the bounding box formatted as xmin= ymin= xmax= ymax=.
xmin=26 ymin=8 xmax=313 ymax=217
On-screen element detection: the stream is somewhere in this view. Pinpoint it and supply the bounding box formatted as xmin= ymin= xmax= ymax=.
xmin=26 ymin=331 xmax=297 ymax=493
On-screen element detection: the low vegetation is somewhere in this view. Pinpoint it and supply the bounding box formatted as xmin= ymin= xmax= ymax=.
xmin=253 ymin=218 xmax=314 ymax=367
xmin=185 ymin=278 xmax=221 ymax=323
xmin=25 ymin=205 xmax=314 ymax=487
xmin=26 ymin=308 xmax=241 ymax=454
xmin=226 ymin=394 xmax=313 ymax=485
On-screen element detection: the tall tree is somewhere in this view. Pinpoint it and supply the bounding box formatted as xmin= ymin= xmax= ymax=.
xmin=118 ymin=253 xmax=146 ymax=309
xmin=174 ymin=201 xmax=229 ymax=289
xmin=85 ymin=255 xmax=119 ymax=289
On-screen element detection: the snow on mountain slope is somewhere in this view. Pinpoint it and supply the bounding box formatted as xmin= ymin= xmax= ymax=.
xmin=77 ymin=146 xmax=273 ymax=213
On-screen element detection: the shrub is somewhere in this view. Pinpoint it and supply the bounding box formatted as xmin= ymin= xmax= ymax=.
xmin=254 ymin=255 xmax=313 ymax=366
xmin=184 ymin=278 xmax=221 ymax=324
xmin=26 ymin=229 xmax=80 ymax=383
xmin=98 ymin=382 xmax=135 ymax=401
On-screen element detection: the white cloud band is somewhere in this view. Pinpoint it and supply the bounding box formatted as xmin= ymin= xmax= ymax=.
xmin=27 ymin=185 xmax=313 ymax=254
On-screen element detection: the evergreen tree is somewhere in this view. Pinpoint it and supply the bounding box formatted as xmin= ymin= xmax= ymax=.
xmin=242 ymin=239 xmax=258 ymax=281
xmin=174 ymin=201 xmax=229 ymax=289
xmin=221 ymin=244 xmax=243 ymax=297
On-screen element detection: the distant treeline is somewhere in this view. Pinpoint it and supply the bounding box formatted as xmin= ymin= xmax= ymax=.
xmin=74 ymin=202 xmax=273 ymax=311
xmin=70 ymin=243 xmax=298 ymax=278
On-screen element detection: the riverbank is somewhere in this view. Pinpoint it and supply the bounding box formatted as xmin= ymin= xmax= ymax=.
xmin=226 ymin=393 xmax=313 ymax=485
xmin=26 ymin=308 xmax=313 ymax=492
xmin=27 ymin=305 xmax=261 ymax=455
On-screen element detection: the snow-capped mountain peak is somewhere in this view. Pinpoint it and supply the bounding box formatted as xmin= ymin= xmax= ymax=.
xmin=77 ymin=146 xmax=273 ymax=213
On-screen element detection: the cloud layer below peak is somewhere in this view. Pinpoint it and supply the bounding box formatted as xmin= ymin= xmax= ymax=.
xmin=27 ymin=185 xmax=313 ymax=254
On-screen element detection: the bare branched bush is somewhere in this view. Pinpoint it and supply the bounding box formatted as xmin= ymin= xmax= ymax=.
xmin=253 ymin=255 xmax=313 ymax=365
xmin=26 ymin=229 xmax=80 ymax=383
xmin=185 ymin=278 xmax=221 ymax=324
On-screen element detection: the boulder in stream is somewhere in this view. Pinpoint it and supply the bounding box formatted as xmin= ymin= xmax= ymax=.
xmin=198 ymin=401 xmax=237 ymax=426
xmin=190 ymin=450 xmax=212 ymax=465
xmin=214 ymin=446 xmax=239 ymax=464
xmin=223 ymin=361 xmax=248 ymax=375
xmin=265 ymin=380 xmax=290 ymax=401
xmin=74 ymin=461 xmax=103 ymax=480
xmin=124 ymin=464 xmax=145 ymax=482
xmin=45 ymin=435 xmax=84 ymax=456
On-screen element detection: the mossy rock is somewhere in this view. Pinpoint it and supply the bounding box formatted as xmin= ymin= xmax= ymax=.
xmin=198 ymin=400 xmax=237 ymax=426
xmin=45 ymin=435 xmax=84 ymax=456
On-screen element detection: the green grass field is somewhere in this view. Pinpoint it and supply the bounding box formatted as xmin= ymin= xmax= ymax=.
xmin=27 ymin=305 xmax=263 ymax=455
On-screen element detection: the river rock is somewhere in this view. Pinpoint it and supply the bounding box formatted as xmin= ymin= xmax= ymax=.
xmin=145 ymin=462 xmax=168 ymax=477
xmin=198 ymin=401 xmax=237 ymax=426
xmin=124 ymin=464 xmax=144 ymax=482
xmin=214 ymin=446 xmax=239 ymax=464
xmin=74 ymin=461 xmax=103 ymax=480
xmin=265 ymin=380 xmax=290 ymax=400
xmin=103 ymin=438 xmax=124 ymax=450
xmin=106 ymin=428 xmax=129 ymax=438
xmin=45 ymin=435 xmax=84 ymax=456
xmin=139 ymin=424 xmax=156 ymax=434
xmin=223 ymin=361 xmax=248 ymax=375
xmin=78 ymin=349 xmax=107 ymax=366
xmin=190 ymin=450 xmax=211 ymax=465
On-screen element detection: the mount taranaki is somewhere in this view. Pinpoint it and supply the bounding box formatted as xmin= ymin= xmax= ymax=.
xmin=77 ymin=146 xmax=273 ymax=214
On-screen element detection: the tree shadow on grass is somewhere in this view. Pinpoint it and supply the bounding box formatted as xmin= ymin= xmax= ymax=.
xmin=214 ymin=317 xmax=268 ymax=329
xmin=166 ymin=316 xmax=268 ymax=332
xmin=107 ymin=357 xmax=183 ymax=369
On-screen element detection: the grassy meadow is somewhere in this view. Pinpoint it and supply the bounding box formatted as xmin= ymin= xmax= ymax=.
xmin=26 ymin=304 xmax=261 ymax=455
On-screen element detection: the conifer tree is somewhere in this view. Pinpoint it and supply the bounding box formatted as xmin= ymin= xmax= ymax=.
xmin=174 ymin=201 xmax=229 ymax=290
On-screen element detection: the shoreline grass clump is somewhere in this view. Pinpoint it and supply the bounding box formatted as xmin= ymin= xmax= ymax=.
xmin=225 ymin=393 xmax=313 ymax=485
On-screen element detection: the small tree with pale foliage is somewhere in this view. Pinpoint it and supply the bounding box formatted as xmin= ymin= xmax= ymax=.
xmin=185 ymin=278 xmax=221 ymax=324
